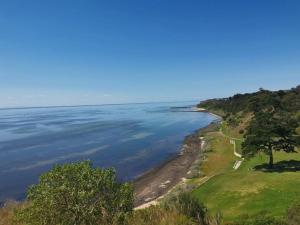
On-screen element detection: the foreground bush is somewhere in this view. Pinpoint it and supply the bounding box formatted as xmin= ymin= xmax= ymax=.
xmin=129 ymin=206 xmax=196 ymax=225
xmin=164 ymin=192 xmax=209 ymax=224
xmin=14 ymin=161 xmax=133 ymax=225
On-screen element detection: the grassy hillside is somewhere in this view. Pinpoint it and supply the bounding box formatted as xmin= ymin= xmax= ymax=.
xmin=193 ymin=85 xmax=300 ymax=222
xmin=192 ymin=126 xmax=300 ymax=221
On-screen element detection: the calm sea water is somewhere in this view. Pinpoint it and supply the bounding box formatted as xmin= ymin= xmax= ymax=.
xmin=0 ymin=102 xmax=217 ymax=203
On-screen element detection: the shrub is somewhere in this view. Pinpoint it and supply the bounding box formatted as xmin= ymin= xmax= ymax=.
xmin=129 ymin=206 xmax=196 ymax=225
xmin=14 ymin=161 xmax=133 ymax=225
xmin=164 ymin=192 xmax=208 ymax=224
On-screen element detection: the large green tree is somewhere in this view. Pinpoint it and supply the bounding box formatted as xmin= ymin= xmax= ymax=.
xmin=15 ymin=161 xmax=133 ymax=225
xmin=242 ymin=111 xmax=298 ymax=169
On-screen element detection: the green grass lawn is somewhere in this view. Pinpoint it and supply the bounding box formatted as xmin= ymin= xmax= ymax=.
xmin=190 ymin=120 xmax=300 ymax=222
xmin=193 ymin=136 xmax=300 ymax=222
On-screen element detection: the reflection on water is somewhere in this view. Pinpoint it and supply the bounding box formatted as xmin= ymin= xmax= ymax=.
xmin=0 ymin=102 xmax=217 ymax=203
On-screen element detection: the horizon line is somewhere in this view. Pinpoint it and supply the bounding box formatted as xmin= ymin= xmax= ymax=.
xmin=0 ymin=99 xmax=202 ymax=111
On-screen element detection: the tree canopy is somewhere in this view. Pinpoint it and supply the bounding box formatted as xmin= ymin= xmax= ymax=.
xmin=15 ymin=161 xmax=133 ymax=225
xmin=198 ymin=85 xmax=300 ymax=117
xmin=242 ymin=111 xmax=298 ymax=168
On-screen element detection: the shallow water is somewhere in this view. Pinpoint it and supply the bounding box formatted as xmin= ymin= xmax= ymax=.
xmin=0 ymin=102 xmax=217 ymax=203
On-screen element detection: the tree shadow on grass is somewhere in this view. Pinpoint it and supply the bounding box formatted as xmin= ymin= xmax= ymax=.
xmin=254 ymin=160 xmax=300 ymax=173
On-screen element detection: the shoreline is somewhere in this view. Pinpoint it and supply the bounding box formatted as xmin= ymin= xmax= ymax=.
xmin=0 ymin=108 xmax=221 ymax=209
xmin=133 ymin=112 xmax=221 ymax=208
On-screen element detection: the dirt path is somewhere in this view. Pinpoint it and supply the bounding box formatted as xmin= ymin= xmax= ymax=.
xmin=218 ymin=123 xmax=243 ymax=141
xmin=219 ymin=122 xmax=244 ymax=169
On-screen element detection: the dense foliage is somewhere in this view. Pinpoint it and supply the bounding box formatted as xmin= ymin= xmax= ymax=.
xmin=198 ymin=86 xmax=300 ymax=118
xmin=14 ymin=161 xmax=133 ymax=225
xmin=129 ymin=206 xmax=197 ymax=225
xmin=198 ymin=85 xmax=300 ymax=166
xmin=164 ymin=192 xmax=208 ymax=224
xmin=242 ymin=110 xmax=298 ymax=168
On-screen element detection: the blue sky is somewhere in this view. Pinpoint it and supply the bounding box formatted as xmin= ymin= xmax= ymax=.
xmin=0 ymin=0 xmax=299 ymax=107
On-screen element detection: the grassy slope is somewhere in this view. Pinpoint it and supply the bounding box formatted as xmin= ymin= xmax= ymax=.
xmin=192 ymin=122 xmax=300 ymax=222
xmin=220 ymin=122 xmax=243 ymax=154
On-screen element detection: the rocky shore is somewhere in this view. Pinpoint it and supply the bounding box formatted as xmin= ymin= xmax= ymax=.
xmin=133 ymin=120 xmax=220 ymax=207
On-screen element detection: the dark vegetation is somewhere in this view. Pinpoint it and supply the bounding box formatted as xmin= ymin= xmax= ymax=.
xmin=198 ymin=85 xmax=300 ymax=167
xmin=198 ymin=86 xmax=300 ymax=119
xmin=242 ymin=110 xmax=298 ymax=168
xmin=14 ymin=161 xmax=133 ymax=225
xmin=254 ymin=160 xmax=300 ymax=172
